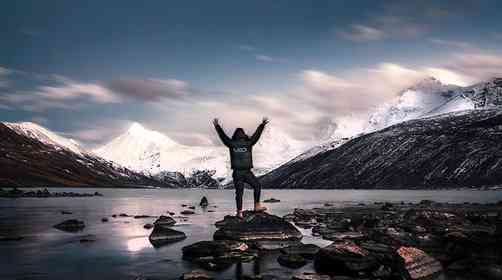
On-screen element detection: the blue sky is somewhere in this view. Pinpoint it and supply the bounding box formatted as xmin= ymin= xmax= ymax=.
xmin=1 ymin=0 xmax=502 ymax=146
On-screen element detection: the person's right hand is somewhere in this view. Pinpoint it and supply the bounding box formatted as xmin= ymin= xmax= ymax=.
xmin=212 ymin=118 xmax=220 ymax=127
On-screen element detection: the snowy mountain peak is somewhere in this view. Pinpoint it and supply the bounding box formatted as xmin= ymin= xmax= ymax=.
xmin=4 ymin=121 xmax=85 ymax=154
xmin=128 ymin=122 xmax=146 ymax=134
xmin=406 ymin=76 xmax=453 ymax=94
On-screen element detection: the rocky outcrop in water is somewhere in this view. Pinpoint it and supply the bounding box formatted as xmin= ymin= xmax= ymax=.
xmin=261 ymin=109 xmax=502 ymax=189
xmin=213 ymin=211 xmax=302 ymax=248
xmin=53 ymin=219 xmax=85 ymax=232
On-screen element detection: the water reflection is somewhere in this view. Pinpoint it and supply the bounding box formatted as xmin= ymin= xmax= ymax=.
xmin=127 ymin=236 xmax=152 ymax=252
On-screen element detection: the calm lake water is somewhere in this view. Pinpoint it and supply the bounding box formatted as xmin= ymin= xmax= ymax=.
xmin=1 ymin=188 xmax=502 ymax=280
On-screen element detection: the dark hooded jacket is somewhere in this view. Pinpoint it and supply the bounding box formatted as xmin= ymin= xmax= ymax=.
xmin=214 ymin=123 xmax=265 ymax=170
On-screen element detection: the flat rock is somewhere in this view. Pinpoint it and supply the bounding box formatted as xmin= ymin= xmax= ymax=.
xmin=144 ymin=223 xmax=154 ymax=229
xmin=314 ymin=240 xmax=378 ymax=276
xmin=181 ymin=210 xmax=195 ymax=215
xmin=263 ymin=198 xmax=280 ymax=203
xmin=213 ymin=211 xmax=302 ymax=243
xmin=149 ymin=225 xmax=186 ymax=247
xmin=396 ymin=246 xmax=443 ymax=280
xmin=53 ymin=219 xmax=85 ymax=232
xmin=277 ymin=253 xmax=307 ymax=268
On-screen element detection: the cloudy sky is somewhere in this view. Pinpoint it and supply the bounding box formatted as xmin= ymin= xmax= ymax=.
xmin=1 ymin=0 xmax=502 ymax=147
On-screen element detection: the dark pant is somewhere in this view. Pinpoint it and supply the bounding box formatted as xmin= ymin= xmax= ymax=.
xmin=232 ymin=169 xmax=261 ymax=211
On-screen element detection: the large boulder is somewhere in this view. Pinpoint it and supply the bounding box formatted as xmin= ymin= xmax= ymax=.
xmin=53 ymin=219 xmax=85 ymax=232
xmin=149 ymin=226 xmax=186 ymax=247
xmin=395 ymin=246 xmax=443 ymax=280
xmin=314 ymin=240 xmax=378 ymax=276
xmin=213 ymin=211 xmax=302 ymax=244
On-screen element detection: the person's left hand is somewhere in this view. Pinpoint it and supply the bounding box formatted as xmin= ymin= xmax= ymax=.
xmin=212 ymin=118 xmax=220 ymax=127
xmin=262 ymin=117 xmax=269 ymax=125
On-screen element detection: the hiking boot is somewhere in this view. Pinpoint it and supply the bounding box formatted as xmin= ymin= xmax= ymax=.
xmin=254 ymin=203 xmax=267 ymax=212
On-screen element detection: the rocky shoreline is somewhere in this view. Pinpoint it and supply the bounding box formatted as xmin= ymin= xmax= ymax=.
xmin=0 ymin=187 xmax=103 ymax=198
xmin=178 ymin=199 xmax=502 ymax=280
xmin=2 ymin=195 xmax=502 ymax=279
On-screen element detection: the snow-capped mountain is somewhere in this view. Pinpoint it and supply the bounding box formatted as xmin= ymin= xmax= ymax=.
xmin=94 ymin=122 xmax=311 ymax=179
xmin=5 ymin=122 xmax=85 ymax=154
xmin=365 ymin=77 xmax=463 ymax=133
xmin=280 ymin=77 xmax=502 ymax=167
xmin=0 ymin=122 xmax=179 ymax=187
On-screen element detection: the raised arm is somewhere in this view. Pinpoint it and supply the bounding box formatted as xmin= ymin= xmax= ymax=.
xmin=213 ymin=118 xmax=232 ymax=147
xmin=250 ymin=117 xmax=269 ymax=145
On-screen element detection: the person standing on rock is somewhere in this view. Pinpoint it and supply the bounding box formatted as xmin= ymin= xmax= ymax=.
xmin=213 ymin=117 xmax=269 ymax=218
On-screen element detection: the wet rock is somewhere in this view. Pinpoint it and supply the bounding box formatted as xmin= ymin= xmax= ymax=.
xmin=200 ymin=196 xmax=209 ymax=207
xmin=181 ymin=210 xmax=195 ymax=215
xmin=215 ymin=215 xmax=241 ymax=228
xmin=101 ymin=217 xmax=109 ymax=222
xmin=149 ymin=226 xmax=186 ymax=247
xmin=188 ymin=206 xmax=196 ymax=210
xmin=112 ymin=214 xmax=117 ymax=218
xmin=144 ymin=223 xmax=154 ymax=229
xmin=322 ymin=231 xmax=366 ymax=242
xmin=53 ymin=219 xmax=85 ymax=232
xmin=61 ymin=210 xmax=72 ymax=215
xmin=263 ymin=198 xmax=280 ymax=203
xmin=396 ymin=246 xmax=443 ymax=280
xmin=182 ymin=240 xmax=249 ymax=260
xmin=213 ymin=211 xmax=302 ymax=245
xmin=134 ymin=215 xmax=154 ymax=219
xmin=280 ymin=243 xmax=320 ymax=259
xmin=119 ymin=213 xmax=129 ymax=217
xmin=0 ymin=235 xmax=24 ymax=241
xmin=314 ymin=240 xmax=378 ymax=276
xmin=277 ymin=253 xmax=307 ymax=268
xmin=153 ymin=215 xmax=176 ymax=227
xmin=182 ymin=240 xmax=254 ymax=270
xmin=380 ymin=202 xmax=394 ymax=211
xmin=291 ymin=272 xmax=331 ymax=280
xmin=79 ymin=235 xmax=96 ymax=243
xmin=180 ymin=270 xmax=213 ymax=280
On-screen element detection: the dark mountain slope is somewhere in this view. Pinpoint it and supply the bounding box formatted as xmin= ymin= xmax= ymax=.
xmin=261 ymin=109 xmax=502 ymax=189
xmin=0 ymin=123 xmax=180 ymax=187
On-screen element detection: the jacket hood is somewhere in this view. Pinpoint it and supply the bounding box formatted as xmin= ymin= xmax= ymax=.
xmin=232 ymin=128 xmax=249 ymax=140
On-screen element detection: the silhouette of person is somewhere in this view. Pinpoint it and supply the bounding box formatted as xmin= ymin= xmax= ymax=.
xmin=213 ymin=117 xmax=269 ymax=218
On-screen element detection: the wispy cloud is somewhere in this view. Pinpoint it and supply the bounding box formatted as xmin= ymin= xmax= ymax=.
xmin=105 ymin=78 xmax=190 ymax=101
xmin=429 ymin=38 xmax=474 ymax=49
xmin=338 ymin=24 xmax=385 ymax=42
